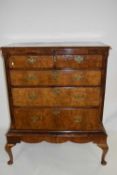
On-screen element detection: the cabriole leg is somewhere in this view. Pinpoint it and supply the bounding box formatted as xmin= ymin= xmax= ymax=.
xmin=97 ymin=143 xmax=109 ymax=165
xmin=5 ymin=143 xmax=15 ymax=165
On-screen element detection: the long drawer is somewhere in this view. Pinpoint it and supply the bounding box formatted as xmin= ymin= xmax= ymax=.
xmin=10 ymin=70 xmax=102 ymax=86
xmin=9 ymin=55 xmax=103 ymax=69
xmin=14 ymin=108 xmax=102 ymax=131
xmin=12 ymin=87 xmax=101 ymax=107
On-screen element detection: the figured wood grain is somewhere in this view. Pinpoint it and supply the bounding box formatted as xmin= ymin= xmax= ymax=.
xmin=14 ymin=108 xmax=102 ymax=130
xmin=9 ymin=55 xmax=54 ymax=68
xmin=10 ymin=70 xmax=102 ymax=86
xmin=2 ymin=46 xmax=110 ymax=56
xmin=1 ymin=44 xmax=110 ymax=165
xmin=6 ymin=131 xmax=107 ymax=144
xmin=12 ymin=87 xmax=101 ymax=107
xmin=55 ymin=55 xmax=103 ymax=69
xmin=8 ymin=54 xmax=103 ymax=69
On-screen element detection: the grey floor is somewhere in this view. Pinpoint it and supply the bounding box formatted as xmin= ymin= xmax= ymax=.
xmin=0 ymin=129 xmax=117 ymax=175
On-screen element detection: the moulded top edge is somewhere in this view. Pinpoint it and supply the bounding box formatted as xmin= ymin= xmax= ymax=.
xmin=1 ymin=41 xmax=111 ymax=48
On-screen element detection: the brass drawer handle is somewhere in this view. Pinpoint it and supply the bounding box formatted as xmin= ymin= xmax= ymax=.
xmin=53 ymin=88 xmax=61 ymax=95
xmin=53 ymin=110 xmax=61 ymax=115
xmin=28 ymin=92 xmax=38 ymax=100
xmin=74 ymin=116 xmax=82 ymax=123
xmin=26 ymin=74 xmax=37 ymax=81
xmin=31 ymin=115 xmax=42 ymax=123
xmin=73 ymin=94 xmax=84 ymax=99
xmin=73 ymin=74 xmax=83 ymax=81
xmin=27 ymin=56 xmax=37 ymax=64
xmin=74 ymin=55 xmax=84 ymax=63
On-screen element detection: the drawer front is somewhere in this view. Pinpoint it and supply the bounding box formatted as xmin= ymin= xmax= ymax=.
xmin=14 ymin=108 xmax=102 ymax=131
xmin=10 ymin=70 xmax=101 ymax=86
xmin=9 ymin=55 xmax=54 ymax=68
xmin=12 ymin=87 xmax=101 ymax=107
xmin=55 ymin=55 xmax=103 ymax=68
xmin=8 ymin=55 xmax=102 ymax=69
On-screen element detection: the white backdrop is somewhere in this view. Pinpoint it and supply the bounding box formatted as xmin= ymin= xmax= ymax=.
xmin=0 ymin=0 xmax=117 ymax=131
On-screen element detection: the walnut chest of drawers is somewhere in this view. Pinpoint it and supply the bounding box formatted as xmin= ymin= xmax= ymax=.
xmin=1 ymin=42 xmax=110 ymax=165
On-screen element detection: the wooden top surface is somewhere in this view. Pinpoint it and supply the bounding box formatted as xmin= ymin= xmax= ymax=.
xmin=2 ymin=42 xmax=110 ymax=48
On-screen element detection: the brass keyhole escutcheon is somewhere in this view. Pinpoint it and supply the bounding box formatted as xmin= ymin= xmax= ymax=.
xmin=53 ymin=55 xmax=57 ymax=63
xmin=74 ymin=55 xmax=84 ymax=63
xmin=52 ymin=71 xmax=59 ymax=81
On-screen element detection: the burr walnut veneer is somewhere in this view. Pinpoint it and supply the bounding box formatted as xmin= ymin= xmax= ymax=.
xmin=1 ymin=42 xmax=110 ymax=165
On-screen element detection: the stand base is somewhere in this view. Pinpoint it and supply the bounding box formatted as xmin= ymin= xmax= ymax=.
xmin=5 ymin=130 xmax=108 ymax=165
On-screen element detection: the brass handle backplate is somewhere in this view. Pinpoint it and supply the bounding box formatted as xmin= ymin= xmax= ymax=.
xmin=53 ymin=110 xmax=61 ymax=115
xmin=74 ymin=116 xmax=82 ymax=123
xmin=28 ymin=92 xmax=38 ymax=100
xmin=27 ymin=56 xmax=37 ymax=64
xmin=73 ymin=74 xmax=83 ymax=81
xmin=26 ymin=74 xmax=37 ymax=81
xmin=73 ymin=94 xmax=84 ymax=99
xmin=74 ymin=55 xmax=84 ymax=63
xmin=31 ymin=115 xmax=42 ymax=123
xmin=53 ymin=88 xmax=61 ymax=95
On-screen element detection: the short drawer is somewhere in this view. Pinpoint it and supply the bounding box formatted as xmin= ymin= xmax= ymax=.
xmin=9 ymin=55 xmax=54 ymax=69
xmin=12 ymin=87 xmax=101 ymax=107
xmin=55 ymin=55 xmax=103 ymax=69
xmin=14 ymin=108 xmax=102 ymax=131
xmin=10 ymin=70 xmax=102 ymax=86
